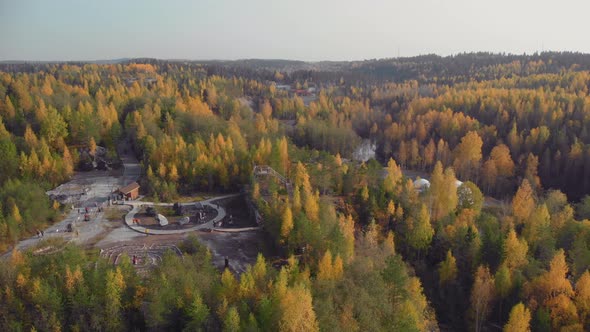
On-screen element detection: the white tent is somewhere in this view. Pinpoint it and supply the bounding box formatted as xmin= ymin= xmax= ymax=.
xmin=413 ymin=178 xmax=431 ymax=191
xmin=157 ymin=214 xmax=169 ymax=226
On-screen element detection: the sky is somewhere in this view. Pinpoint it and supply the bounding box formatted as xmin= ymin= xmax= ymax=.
xmin=1 ymin=0 xmax=589 ymax=62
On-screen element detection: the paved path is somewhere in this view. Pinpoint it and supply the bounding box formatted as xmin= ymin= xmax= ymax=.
xmin=119 ymin=138 xmax=142 ymax=185
xmin=122 ymin=194 xmax=243 ymax=235
xmin=213 ymin=227 xmax=260 ymax=233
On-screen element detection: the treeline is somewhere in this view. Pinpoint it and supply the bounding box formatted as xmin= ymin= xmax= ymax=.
xmin=0 ymin=234 xmax=435 ymax=331
xmin=363 ymin=71 xmax=590 ymax=200
xmin=160 ymin=52 xmax=590 ymax=86
xmin=281 ymin=68 xmax=590 ymax=200
xmin=0 ymin=61 xmax=290 ymax=246
xmin=4 ymin=54 xmax=590 ymax=330
xmin=256 ymin=152 xmax=590 ymax=330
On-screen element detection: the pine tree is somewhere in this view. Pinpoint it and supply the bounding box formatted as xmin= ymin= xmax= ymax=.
xmin=430 ymin=161 xmax=445 ymax=219
xmin=10 ymin=202 xmax=22 ymax=226
xmin=512 ymin=179 xmax=535 ymax=223
xmin=490 ymin=144 xmax=515 ymax=177
xmin=303 ymin=190 xmax=320 ymax=223
xmin=503 ymin=303 xmax=531 ymax=332
xmin=503 ymin=228 xmax=529 ymax=271
xmin=281 ymin=206 xmax=294 ymax=240
xmin=481 ymin=159 xmax=498 ymax=193
xmin=62 ymin=145 xmax=74 ymax=177
xmin=278 ymin=284 xmax=319 ymax=332
xmin=105 ymin=268 xmax=125 ymax=331
xmin=522 ymin=204 xmax=550 ymax=248
xmin=223 ymin=306 xmax=240 ymax=332
xmin=278 ymin=136 xmax=290 ymax=176
xmin=383 ymin=231 xmax=396 ymax=256
xmin=453 ymin=131 xmax=483 ymax=179
xmin=333 ymin=255 xmax=344 ymax=280
xmin=339 ymin=215 xmax=355 ymax=263
xmin=168 ymin=164 xmax=179 ymax=182
xmin=576 ymin=271 xmax=590 ymax=328
xmin=471 ymin=265 xmax=495 ymax=332
xmin=221 ymin=268 xmax=238 ymax=303
xmin=407 ymin=204 xmax=434 ymax=253
xmin=384 ymin=158 xmax=403 ymax=194
xmin=184 ymin=294 xmax=210 ymax=331
xmin=2 ymin=96 xmax=16 ymax=119
xmin=387 ymin=200 xmax=396 ymax=217
xmin=439 ymin=250 xmax=458 ymax=285
xmin=292 ymin=186 xmax=301 ymax=214
xmin=524 ymin=153 xmax=541 ymax=191
xmin=252 ymin=253 xmax=267 ymax=284
xmin=495 ymin=265 xmax=513 ymax=300
xmin=317 ymin=250 xmax=333 ymax=281
xmin=24 ymin=125 xmax=39 ymax=149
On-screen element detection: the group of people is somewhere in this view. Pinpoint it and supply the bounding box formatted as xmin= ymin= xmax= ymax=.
xmin=197 ymin=210 xmax=206 ymax=222
xmin=35 ymin=229 xmax=45 ymax=238
xmin=77 ymin=204 xmax=103 ymax=214
xmin=215 ymin=214 xmax=233 ymax=228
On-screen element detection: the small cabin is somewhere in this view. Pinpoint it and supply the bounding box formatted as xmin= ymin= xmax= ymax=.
xmin=116 ymin=182 xmax=140 ymax=200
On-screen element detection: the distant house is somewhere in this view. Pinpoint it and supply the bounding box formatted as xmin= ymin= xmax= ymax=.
xmin=294 ymin=89 xmax=310 ymax=96
xmin=116 ymin=182 xmax=140 ymax=200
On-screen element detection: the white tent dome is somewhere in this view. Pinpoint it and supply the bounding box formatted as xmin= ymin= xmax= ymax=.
xmin=157 ymin=214 xmax=169 ymax=226
xmin=414 ymin=178 xmax=431 ymax=190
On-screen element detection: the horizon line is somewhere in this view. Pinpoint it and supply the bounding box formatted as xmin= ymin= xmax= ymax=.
xmin=2 ymin=50 xmax=589 ymax=65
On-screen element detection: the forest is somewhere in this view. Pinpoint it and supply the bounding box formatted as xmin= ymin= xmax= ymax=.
xmin=2 ymin=53 xmax=590 ymax=331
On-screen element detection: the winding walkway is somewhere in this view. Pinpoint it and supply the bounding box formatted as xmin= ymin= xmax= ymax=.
xmin=122 ymin=194 xmax=245 ymax=235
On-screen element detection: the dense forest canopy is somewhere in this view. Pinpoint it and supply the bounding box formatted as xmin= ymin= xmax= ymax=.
xmin=3 ymin=52 xmax=590 ymax=331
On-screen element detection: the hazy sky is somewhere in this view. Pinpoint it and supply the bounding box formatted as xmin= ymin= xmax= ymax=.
xmin=1 ymin=0 xmax=589 ymax=61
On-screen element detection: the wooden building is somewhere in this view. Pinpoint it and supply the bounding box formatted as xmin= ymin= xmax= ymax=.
xmin=116 ymin=182 xmax=140 ymax=200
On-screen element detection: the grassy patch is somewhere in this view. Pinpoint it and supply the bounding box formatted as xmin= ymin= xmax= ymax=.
xmin=104 ymin=206 xmax=127 ymax=221
xmin=157 ymin=206 xmax=176 ymax=216
xmin=137 ymin=193 xmax=212 ymax=203
xmin=172 ymin=193 xmax=211 ymax=203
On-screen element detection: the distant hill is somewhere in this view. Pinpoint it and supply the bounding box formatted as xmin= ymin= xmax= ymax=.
xmin=4 ymin=52 xmax=590 ymax=83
